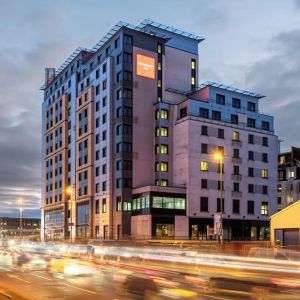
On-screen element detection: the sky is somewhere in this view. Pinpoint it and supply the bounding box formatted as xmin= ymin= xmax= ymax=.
xmin=0 ymin=0 xmax=300 ymax=218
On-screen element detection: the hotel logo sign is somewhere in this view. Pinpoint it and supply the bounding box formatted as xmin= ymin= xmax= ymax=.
xmin=136 ymin=54 xmax=155 ymax=79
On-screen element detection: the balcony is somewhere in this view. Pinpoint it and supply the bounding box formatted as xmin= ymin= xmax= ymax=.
xmin=231 ymin=174 xmax=242 ymax=181
xmin=232 ymin=191 xmax=242 ymax=198
xmin=232 ymin=157 xmax=242 ymax=164
xmin=232 ymin=140 xmax=242 ymax=147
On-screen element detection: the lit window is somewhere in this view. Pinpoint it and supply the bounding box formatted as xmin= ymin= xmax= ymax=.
xmin=262 ymin=169 xmax=268 ymax=178
xmin=157 ymin=80 xmax=162 ymax=88
xmin=155 ymin=162 xmax=168 ymax=172
xmin=158 ymin=63 xmax=162 ymax=71
xmin=200 ymin=161 xmax=208 ymax=171
xmin=261 ymin=202 xmax=268 ymax=215
xmin=156 ymin=109 xmax=168 ymax=120
xmin=191 ymin=77 xmax=195 ymax=85
xmin=156 ymin=127 xmax=168 ymax=137
xmin=161 ymin=179 xmax=168 ymax=187
xmin=233 ymin=131 xmax=239 ymax=141
xmin=157 ymin=44 xmax=162 ymax=54
xmin=191 ymin=60 xmax=196 ymax=70
xmin=156 ymin=144 xmax=168 ymax=154
xmin=290 ymin=171 xmax=295 ymax=179
xmin=279 ymin=156 xmax=285 ymax=165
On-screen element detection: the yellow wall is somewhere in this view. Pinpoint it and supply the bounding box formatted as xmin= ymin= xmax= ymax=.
xmin=270 ymin=201 xmax=300 ymax=245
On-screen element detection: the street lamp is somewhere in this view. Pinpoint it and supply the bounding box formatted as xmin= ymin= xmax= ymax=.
xmin=66 ymin=186 xmax=73 ymax=243
xmin=17 ymin=198 xmax=24 ymax=239
xmin=213 ymin=151 xmax=224 ymax=244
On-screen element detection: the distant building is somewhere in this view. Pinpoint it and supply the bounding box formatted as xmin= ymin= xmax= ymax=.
xmin=0 ymin=217 xmax=40 ymax=237
xmin=41 ymin=19 xmax=278 ymax=241
xmin=277 ymin=147 xmax=300 ymax=210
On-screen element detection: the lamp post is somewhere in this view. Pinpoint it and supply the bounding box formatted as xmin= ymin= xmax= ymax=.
xmin=66 ymin=186 xmax=73 ymax=243
xmin=213 ymin=151 xmax=224 ymax=244
xmin=17 ymin=198 xmax=24 ymax=240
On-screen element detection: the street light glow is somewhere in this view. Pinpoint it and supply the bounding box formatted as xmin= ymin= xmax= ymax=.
xmin=213 ymin=151 xmax=223 ymax=161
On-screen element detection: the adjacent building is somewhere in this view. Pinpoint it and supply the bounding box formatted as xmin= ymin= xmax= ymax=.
xmin=41 ymin=19 xmax=278 ymax=241
xmin=277 ymin=147 xmax=300 ymax=211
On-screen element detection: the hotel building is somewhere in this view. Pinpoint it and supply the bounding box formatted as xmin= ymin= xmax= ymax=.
xmin=41 ymin=19 xmax=278 ymax=241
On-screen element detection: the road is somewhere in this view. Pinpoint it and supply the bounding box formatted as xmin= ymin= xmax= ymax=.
xmin=0 ymin=245 xmax=300 ymax=300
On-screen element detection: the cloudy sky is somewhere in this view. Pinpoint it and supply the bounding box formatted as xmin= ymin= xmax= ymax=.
xmin=0 ymin=0 xmax=300 ymax=217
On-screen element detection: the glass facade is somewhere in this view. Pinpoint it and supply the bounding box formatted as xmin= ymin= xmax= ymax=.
xmin=45 ymin=209 xmax=64 ymax=228
xmin=76 ymin=202 xmax=90 ymax=239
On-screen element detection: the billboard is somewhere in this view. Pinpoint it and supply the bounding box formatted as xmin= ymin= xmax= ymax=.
xmin=214 ymin=213 xmax=222 ymax=236
xmin=136 ymin=54 xmax=155 ymax=79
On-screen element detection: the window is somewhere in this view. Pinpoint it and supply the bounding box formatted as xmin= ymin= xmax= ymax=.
xmin=277 ymin=197 xmax=282 ymax=205
xmin=95 ymin=200 xmax=99 ymax=214
xmin=216 ymin=94 xmax=225 ymax=105
xmin=233 ymin=182 xmax=240 ymax=192
xmin=232 ymin=98 xmax=241 ymax=108
xmin=123 ymin=52 xmax=132 ymax=63
xmin=233 ymin=148 xmax=240 ymax=158
xmin=95 ymin=85 xmax=100 ymax=95
xmin=232 ymin=199 xmax=240 ymax=214
xmin=191 ymin=59 xmax=196 ymax=70
xmin=157 ymin=43 xmax=162 ymax=54
xmin=180 ymin=107 xmax=187 ymax=118
xmin=262 ymin=185 xmax=268 ymax=194
xmin=114 ymin=37 xmax=120 ymax=49
xmin=248 ymin=151 xmax=254 ymax=160
xmin=247 ymin=102 xmax=256 ymax=112
xmin=199 ymin=108 xmax=209 ymax=118
xmin=231 ymin=114 xmax=238 ymax=124
xmin=102 ymin=164 xmax=106 ymax=175
xmin=201 ymin=125 xmax=208 ymax=136
xmin=116 ymin=196 xmax=122 ymax=211
xmin=102 ymin=80 xmax=107 ymax=90
xmin=262 ymin=153 xmax=268 ymax=163
xmin=217 ymin=198 xmax=224 ymax=213
xmin=212 ymin=110 xmax=221 ymax=121
xmin=102 ymin=181 xmax=107 ymax=192
xmin=261 ymin=202 xmax=268 ymax=215
xmin=155 ymin=162 xmax=168 ymax=172
xmin=233 ymin=165 xmax=240 ymax=175
xmin=102 ymin=199 xmax=107 ymax=213
xmin=156 ymin=109 xmax=168 ymax=120
xmin=262 ymin=121 xmax=270 ymax=130
xmin=248 ymin=167 xmax=254 ymax=177
xmin=201 ymin=179 xmax=208 ymax=189
xmin=156 ymin=144 xmax=168 ymax=154
xmin=248 ymin=134 xmax=254 ymax=144
xmin=262 ymin=137 xmax=268 ymax=147
xmin=200 ymin=161 xmax=208 ymax=171
xmin=124 ymin=34 xmax=133 ymax=45
xmin=233 ymin=131 xmax=239 ymax=141
xmin=102 ymin=147 xmax=106 ymax=157
xmin=96 ymin=69 xmax=99 ymax=79
xmin=247 ymin=118 xmax=256 ymax=128
xmin=248 ymin=201 xmax=254 ymax=214
xmin=248 ymin=184 xmax=254 ymax=193
xmin=201 ymin=143 xmax=208 ymax=154
xmin=161 ymin=179 xmax=168 ymax=187
xmin=218 ymin=128 xmax=224 ymax=139
xmin=156 ymin=127 xmax=168 ymax=137
xmin=200 ymin=197 xmax=208 ymax=212
xmin=116 ymin=54 xmax=121 ymax=65
xmin=102 ymin=63 xmax=107 ymax=73
xmin=262 ymin=169 xmax=268 ymax=178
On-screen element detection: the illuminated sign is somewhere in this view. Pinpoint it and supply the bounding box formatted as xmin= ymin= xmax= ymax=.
xmin=136 ymin=54 xmax=155 ymax=79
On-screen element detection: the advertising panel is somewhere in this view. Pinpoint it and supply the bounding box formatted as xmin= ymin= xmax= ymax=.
xmin=136 ymin=54 xmax=155 ymax=79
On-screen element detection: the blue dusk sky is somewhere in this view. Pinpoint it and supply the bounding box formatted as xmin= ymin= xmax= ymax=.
xmin=0 ymin=0 xmax=300 ymax=217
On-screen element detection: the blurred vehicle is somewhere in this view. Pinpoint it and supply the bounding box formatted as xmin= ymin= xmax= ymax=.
xmin=49 ymin=258 xmax=96 ymax=277
xmin=248 ymin=247 xmax=300 ymax=261
xmin=12 ymin=253 xmax=31 ymax=266
xmin=122 ymin=274 xmax=159 ymax=299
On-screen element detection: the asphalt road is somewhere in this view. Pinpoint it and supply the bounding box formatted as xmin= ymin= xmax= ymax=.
xmin=0 ymin=247 xmax=300 ymax=300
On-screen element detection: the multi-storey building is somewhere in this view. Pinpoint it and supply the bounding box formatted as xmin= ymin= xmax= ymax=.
xmin=277 ymin=147 xmax=300 ymax=211
xmin=0 ymin=217 xmax=40 ymax=237
xmin=41 ymin=19 xmax=277 ymax=241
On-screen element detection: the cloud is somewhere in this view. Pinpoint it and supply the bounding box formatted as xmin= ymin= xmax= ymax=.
xmin=244 ymin=28 xmax=300 ymax=149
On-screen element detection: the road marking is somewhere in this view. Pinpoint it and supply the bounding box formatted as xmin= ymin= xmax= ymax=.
xmin=30 ymin=273 xmax=53 ymax=281
xmin=7 ymin=274 xmax=31 ymax=284
xmin=62 ymin=283 xmax=96 ymax=294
